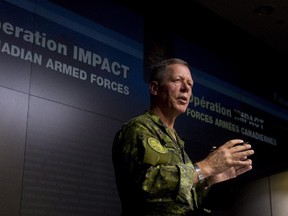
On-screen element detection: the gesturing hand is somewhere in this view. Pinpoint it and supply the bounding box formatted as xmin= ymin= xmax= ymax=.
xmin=196 ymin=139 xmax=254 ymax=185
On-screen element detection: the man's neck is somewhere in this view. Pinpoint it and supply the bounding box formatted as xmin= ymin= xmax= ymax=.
xmin=150 ymin=106 xmax=177 ymax=129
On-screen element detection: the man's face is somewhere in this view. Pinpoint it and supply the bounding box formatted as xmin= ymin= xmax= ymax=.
xmin=154 ymin=63 xmax=193 ymax=115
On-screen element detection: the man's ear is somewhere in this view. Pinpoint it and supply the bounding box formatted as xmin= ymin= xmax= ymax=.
xmin=150 ymin=81 xmax=158 ymax=95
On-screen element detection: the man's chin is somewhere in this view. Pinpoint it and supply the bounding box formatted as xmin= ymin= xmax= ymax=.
xmin=176 ymin=105 xmax=188 ymax=114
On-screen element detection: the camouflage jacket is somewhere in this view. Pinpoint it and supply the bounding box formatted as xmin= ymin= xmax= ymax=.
xmin=112 ymin=110 xmax=210 ymax=216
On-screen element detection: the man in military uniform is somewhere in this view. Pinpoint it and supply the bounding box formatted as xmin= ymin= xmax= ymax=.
xmin=112 ymin=58 xmax=254 ymax=216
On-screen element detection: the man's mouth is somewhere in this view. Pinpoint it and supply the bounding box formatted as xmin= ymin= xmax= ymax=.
xmin=178 ymin=96 xmax=187 ymax=104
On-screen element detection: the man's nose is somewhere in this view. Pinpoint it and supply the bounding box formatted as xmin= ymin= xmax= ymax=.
xmin=182 ymin=82 xmax=191 ymax=91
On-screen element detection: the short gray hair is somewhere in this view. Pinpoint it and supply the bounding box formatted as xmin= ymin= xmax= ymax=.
xmin=149 ymin=58 xmax=189 ymax=83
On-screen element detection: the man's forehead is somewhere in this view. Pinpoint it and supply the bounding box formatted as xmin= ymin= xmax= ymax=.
xmin=166 ymin=65 xmax=192 ymax=78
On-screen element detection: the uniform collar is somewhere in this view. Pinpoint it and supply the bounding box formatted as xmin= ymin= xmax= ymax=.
xmin=144 ymin=110 xmax=185 ymax=147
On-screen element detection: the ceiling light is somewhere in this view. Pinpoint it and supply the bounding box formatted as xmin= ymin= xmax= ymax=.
xmin=254 ymin=5 xmax=275 ymax=16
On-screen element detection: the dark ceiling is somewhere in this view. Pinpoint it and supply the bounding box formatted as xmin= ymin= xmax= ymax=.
xmin=50 ymin=0 xmax=288 ymax=111
xmin=121 ymin=0 xmax=288 ymax=109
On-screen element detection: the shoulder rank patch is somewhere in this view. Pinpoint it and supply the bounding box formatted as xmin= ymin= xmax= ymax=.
xmin=148 ymin=137 xmax=167 ymax=154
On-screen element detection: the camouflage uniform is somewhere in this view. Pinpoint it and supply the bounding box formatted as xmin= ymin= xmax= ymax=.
xmin=112 ymin=110 xmax=210 ymax=216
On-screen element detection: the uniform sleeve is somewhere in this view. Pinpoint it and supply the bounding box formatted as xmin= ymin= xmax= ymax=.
xmin=119 ymin=121 xmax=201 ymax=205
xmin=113 ymin=120 xmax=210 ymax=210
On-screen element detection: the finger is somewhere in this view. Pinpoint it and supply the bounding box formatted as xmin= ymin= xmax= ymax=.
xmin=235 ymin=150 xmax=254 ymax=159
xmin=239 ymin=156 xmax=248 ymax=161
xmin=231 ymin=143 xmax=253 ymax=153
xmin=235 ymin=165 xmax=253 ymax=176
xmin=233 ymin=159 xmax=252 ymax=167
xmin=222 ymin=139 xmax=244 ymax=149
